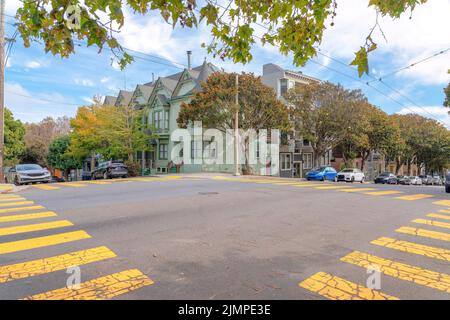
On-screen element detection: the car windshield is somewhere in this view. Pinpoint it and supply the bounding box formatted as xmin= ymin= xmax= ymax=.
xmin=16 ymin=164 xmax=43 ymax=171
xmin=341 ymin=169 xmax=354 ymax=173
xmin=312 ymin=167 xmax=327 ymax=172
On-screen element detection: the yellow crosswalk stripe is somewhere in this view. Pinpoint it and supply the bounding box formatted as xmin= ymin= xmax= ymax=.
xmin=83 ymin=181 xmax=111 ymax=185
xmin=341 ymin=251 xmax=450 ymax=293
xmin=22 ymin=269 xmax=154 ymax=300
xmin=299 ymin=271 xmax=398 ymax=300
xmin=371 ymin=237 xmax=450 ymax=262
xmin=365 ymin=190 xmax=403 ymax=196
xmin=433 ymin=200 xmax=450 ymax=207
xmin=0 ymin=230 xmax=91 ymax=254
xmin=0 ymin=194 xmax=21 ymax=198
xmin=395 ymin=194 xmax=434 ymax=201
xmin=338 ymin=188 xmax=377 ymax=193
xmin=315 ymin=185 xmax=350 ymax=190
xmin=412 ymin=218 xmax=450 ymax=230
xmin=33 ymin=185 xmax=59 ymax=190
xmin=0 ymin=220 xmax=73 ymax=236
xmin=0 ymin=205 xmax=45 ymax=214
xmin=0 ymin=201 xmax=34 ymax=207
xmin=272 ymin=182 xmax=306 ymax=185
xmin=0 ymin=246 xmax=116 ymax=283
xmin=59 ymin=183 xmax=87 ymax=187
xmin=0 ymin=211 xmax=57 ymax=223
xmin=292 ymin=183 xmax=324 ymax=188
xmin=439 ymin=209 xmax=450 ymax=214
xmin=427 ymin=213 xmax=450 ymax=221
xmin=0 ymin=197 xmax=26 ymax=202
xmin=396 ymin=226 xmax=450 ymax=242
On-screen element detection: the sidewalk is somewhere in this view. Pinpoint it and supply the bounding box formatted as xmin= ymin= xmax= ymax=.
xmin=0 ymin=184 xmax=28 ymax=194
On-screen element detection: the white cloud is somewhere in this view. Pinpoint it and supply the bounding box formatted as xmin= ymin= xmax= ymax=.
xmin=100 ymin=77 xmax=110 ymax=83
xmin=5 ymin=0 xmax=21 ymax=15
xmin=74 ymin=78 xmax=95 ymax=87
xmin=396 ymin=106 xmax=450 ymax=129
xmin=25 ymin=61 xmax=41 ymax=69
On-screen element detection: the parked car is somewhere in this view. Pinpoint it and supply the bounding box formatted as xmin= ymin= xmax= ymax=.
xmin=419 ymin=175 xmax=433 ymax=185
xmin=431 ymin=175 xmax=443 ymax=186
xmin=445 ymin=172 xmax=450 ymax=193
xmin=50 ymin=176 xmax=65 ymax=183
xmin=91 ymin=160 xmax=128 ymax=180
xmin=374 ymin=172 xmax=398 ymax=184
xmin=409 ymin=176 xmax=423 ymax=185
xmin=5 ymin=164 xmax=51 ymax=185
xmin=397 ymin=176 xmax=410 ymax=185
xmin=336 ymin=168 xmax=365 ymax=183
xmin=306 ymin=166 xmax=337 ymax=181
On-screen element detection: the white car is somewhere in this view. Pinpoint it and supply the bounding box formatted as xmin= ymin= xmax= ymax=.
xmin=336 ymin=168 xmax=365 ymax=183
xmin=409 ymin=176 xmax=423 ymax=185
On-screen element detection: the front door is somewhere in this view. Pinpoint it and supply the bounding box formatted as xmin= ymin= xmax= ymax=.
xmin=294 ymin=163 xmax=302 ymax=178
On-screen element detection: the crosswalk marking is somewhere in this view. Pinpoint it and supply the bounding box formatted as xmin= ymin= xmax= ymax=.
xmin=59 ymin=183 xmax=87 ymax=187
xmin=0 ymin=230 xmax=91 ymax=254
xmin=33 ymin=185 xmax=60 ymax=190
xmin=21 ymin=269 xmax=154 ymax=300
xmin=272 ymin=182 xmax=307 ymax=185
xmin=82 ymin=181 xmax=111 ymax=185
xmin=396 ymin=226 xmax=450 ymax=242
xmin=338 ymin=188 xmax=377 ymax=193
xmin=299 ymin=271 xmax=398 ymax=300
xmin=0 ymin=246 xmax=116 ymax=283
xmin=412 ymin=218 xmax=450 ymax=230
xmin=0 ymin=194 xmax=21 ymax=198
xmin=0 ymin=220 xmax=73 ymax=236
xmin=0 ymin=211 xmax=57 ymax=223
xmin=395 ymin=194 xmax=434 ymax=201
xmin=365 ymin=190 xmax=403 ymax=196
xmin=0 ymin=197 xmax=26 ymax=202
xmin=439 ymin=209 xmax=450 ymax=214
xmin=0 ymin=201 xmax=34 ymax=207
xmin=427 ymin=213 xmax=450 ymax=221
xmin=341 ymin=251 xmax=450 ymax=293
xmin=433 ymin=200 xmax=450 ymax=207
xmin=315 ymin=185 xmax=350 ymax=190
xmin=371 ymin=237 xmax=450 ymax=262
xmin=0 ymin=205 xmax=45 ymax=214
xmin=292 ymin=183 xmax=324 ymax=188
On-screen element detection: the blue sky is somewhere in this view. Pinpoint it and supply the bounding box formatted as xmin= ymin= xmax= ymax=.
xmin=4 ymin=0 xmax=450 ymax=127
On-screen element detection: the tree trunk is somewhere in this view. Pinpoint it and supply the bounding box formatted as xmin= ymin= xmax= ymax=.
xmin=90 ymin=151 xmax=96 ymax=174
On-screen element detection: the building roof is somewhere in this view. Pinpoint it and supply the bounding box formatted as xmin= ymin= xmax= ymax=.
xmin=103 ymin=95 xmax=117 ymax=106
xmin=115 ymin=90 xmax=133 ymax=106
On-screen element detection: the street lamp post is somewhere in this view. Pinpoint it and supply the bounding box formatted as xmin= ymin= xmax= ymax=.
xmin=234 ymin=74 xmax=240 ymax=176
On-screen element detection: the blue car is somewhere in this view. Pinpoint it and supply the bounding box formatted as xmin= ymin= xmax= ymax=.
xmin=306 ymin=166 xmax=337 ymax=181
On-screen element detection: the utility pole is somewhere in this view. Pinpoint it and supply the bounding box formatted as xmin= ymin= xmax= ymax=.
xmin=234 ymin=74 xmax=240 ymax=176
xmin=0 ymin=0 xmax=5 ymax=183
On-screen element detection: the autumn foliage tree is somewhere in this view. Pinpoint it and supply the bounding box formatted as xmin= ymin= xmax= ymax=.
xmin=177 ymin=72 xmax=290 ymax=174
xmin=14 ymin=1 xmax=429 ymax=74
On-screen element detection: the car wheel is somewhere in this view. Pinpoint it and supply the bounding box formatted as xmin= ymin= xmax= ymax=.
xmin=351 ymin=176 xmax=355 ymax=183
xmin=14 ymin=177 xmax=20 ymax=186
xmin=334 ymin=177 xmax=337 ymax=182
xmin=91 ymin=173 xmax=96 ymax=180
xmin=361 ymin=177 xmax=365 ymax=183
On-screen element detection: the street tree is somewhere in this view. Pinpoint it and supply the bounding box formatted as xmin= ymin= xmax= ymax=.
xmin=14 ymin=0 xmax=428 ymax=75
xmin=47 ymin=135 xmax=81 ymax=180
xmin=177 ymin=72 xmax=290 ymax=174
xmin=285 ymin=82 xmax=367 ymax=167
xmin=4 ymin=108 xmax=26 ymax=166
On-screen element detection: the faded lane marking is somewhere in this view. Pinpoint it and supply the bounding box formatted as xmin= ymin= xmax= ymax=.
xmin=58 ymin=183 xmax=87 ymax=188
xmin=396 ymin=226 xmax=450 ymax=242
xmin=365 ymin=190 xmax=403 ymax=196
xmin=299 ymin=271 xmax=398 ymax=300
xmin=22 ymin=269 xmax=154 ymax=300
xmin=439 ymin=209 xmax=450 ymax=214
xmin=412 ymin=218 xmax=450 ymax=230
xmin=0 ymin=220 xmax=73 ymax=236
xmin=33 ymin=185 xmax=60 ymax=190
xmin=0 ymin=211 xmax=57 ymax=223
xmin=0 ymin=230 xmax=91 ymax=254
xmin=371 ymin=237 xmax=450 ymax=262
xmin=341 ymin=251 xmax=450 ymax=293
xmin=395 ymin=194 xmax=434 ymax=201
xmin=315 ymin=186 xmax=350 ymax=190
xmin=0 ymin=197 xmax=26 ymax=202
xmin=338 ymin=188 xmax=377 ymax=193
xmin=427 ymin=213 xmax=450 ymax=221
xmin=0 ymin=246 xmax=116 ymax=283
xmin=433 ymin=200 xmax=450 ymax=207
xmin=0 ymin=205 xmax=45 ymax=214
xmin=81 ymin=181 xmax=111 ymax=185
xmin=0 ymin=201 xmax=34 ymax=207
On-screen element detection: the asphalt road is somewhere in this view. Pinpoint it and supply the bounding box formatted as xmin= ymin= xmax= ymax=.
xmin=0 ymin=174 xmax=449 ymax=300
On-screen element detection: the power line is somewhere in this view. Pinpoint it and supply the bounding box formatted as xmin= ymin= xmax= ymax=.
xmin=5 ymin=90 xmax=80 ymax=106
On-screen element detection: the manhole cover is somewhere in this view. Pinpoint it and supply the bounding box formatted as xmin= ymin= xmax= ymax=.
xmin=198 ymin=192 xmax=219 ymax=195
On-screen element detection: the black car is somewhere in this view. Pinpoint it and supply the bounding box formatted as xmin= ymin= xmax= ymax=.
xmin=92 ymin=160 xmax=128 ymax=180
xmin=374 ymin=172 xmax=398 ymax=184
xmin=445 ymin=172 xmax=450 ymax=193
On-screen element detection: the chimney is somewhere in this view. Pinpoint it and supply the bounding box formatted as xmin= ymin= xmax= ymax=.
xmin=187 ymin=50 xmax=192 ymax=70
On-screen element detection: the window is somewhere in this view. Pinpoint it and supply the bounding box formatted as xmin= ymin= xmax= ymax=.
xmin=154 ymin=111 xmax=162 ymax=130
xmin=303 ymin=139 xmax=311 ymax=147
xmin=159 ymin=144 xmax=168 ymax=160
xmin=280 ymin=153 xmax=291 ymax=171
xmin=303 ymin=153 xmax=313 ymax=169
xmin=164 ymin=110 xmax=169 ymax=129
xmin=203 ymin=141 xmax=217 ymax=159
xmin=191 ymin=141 xmax=202 ymax=159
xmin=280 ymin=79 xmax=288 ymax=95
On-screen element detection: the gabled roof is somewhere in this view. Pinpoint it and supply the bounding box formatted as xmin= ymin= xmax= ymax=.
xmin=115 ymin=90 xmax=133 ymax=106
xmin=193 ymin=61 xmax=221 ymax=92
xmin=103 ymin=95 xmax=117 ymax=106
